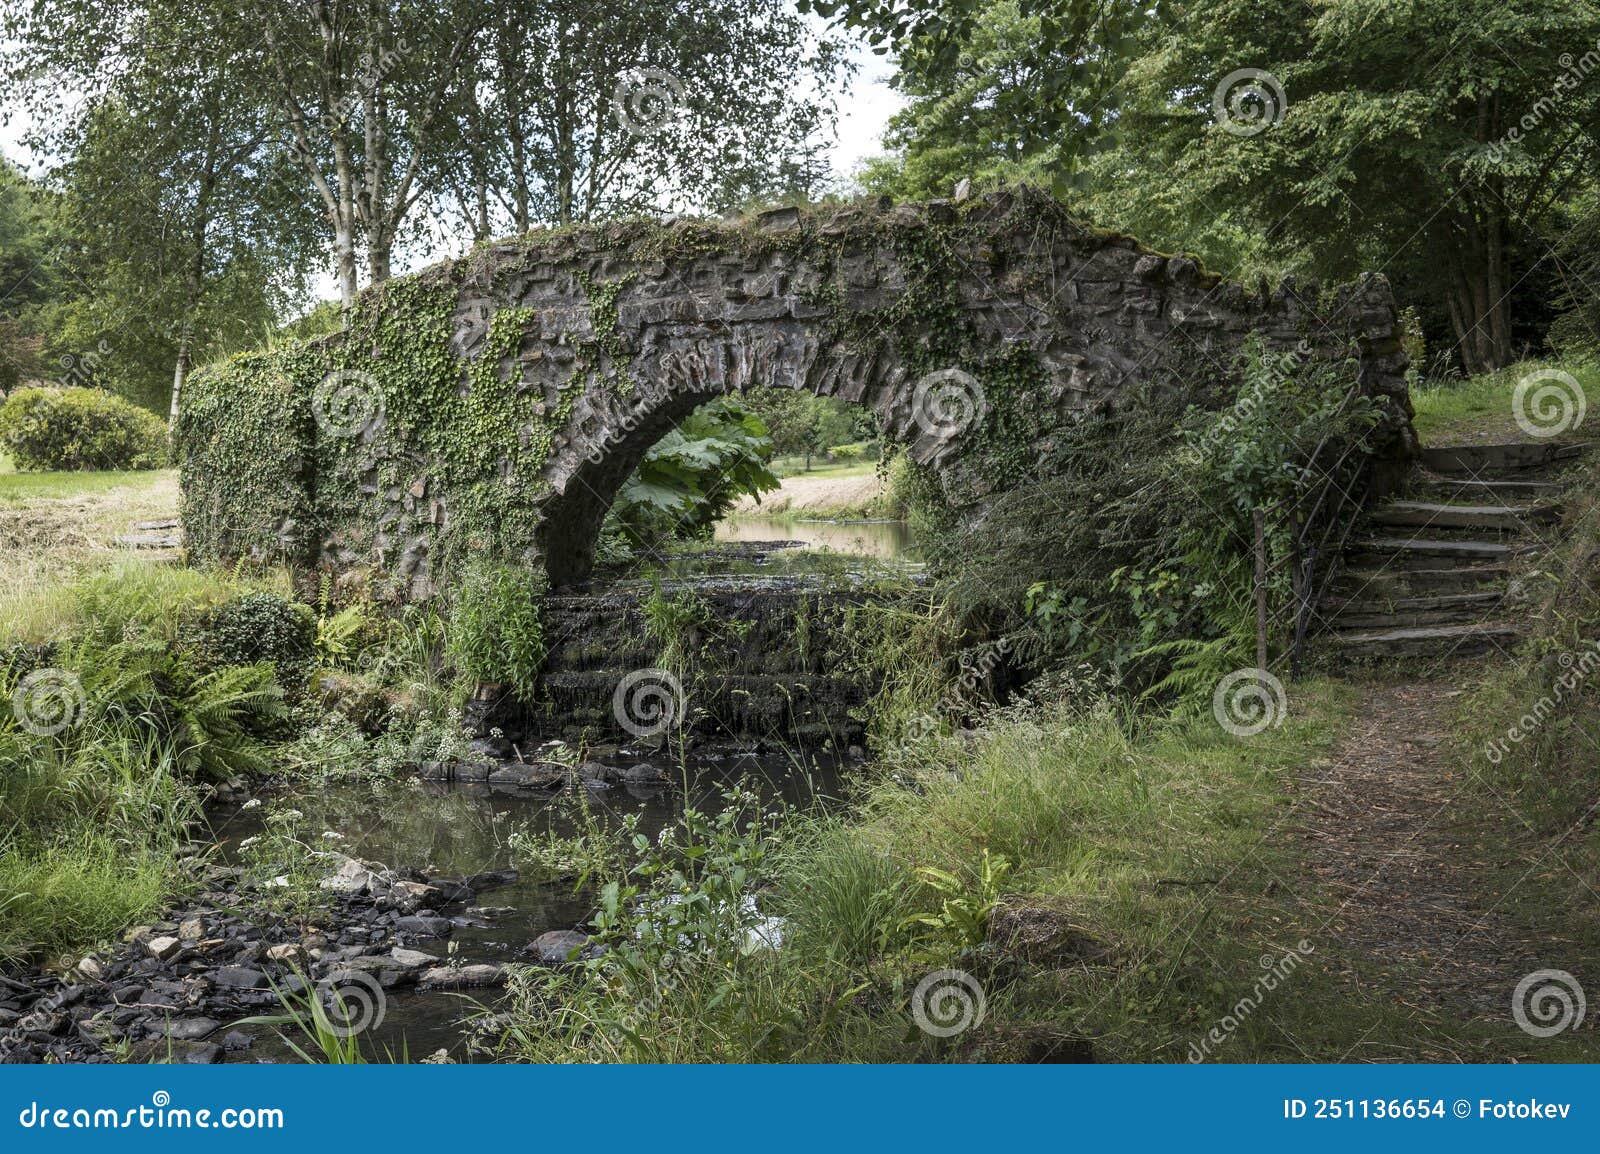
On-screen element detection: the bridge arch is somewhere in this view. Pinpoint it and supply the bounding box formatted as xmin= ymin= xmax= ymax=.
xmin=179 ymin=188 xmax=1413 ymax=598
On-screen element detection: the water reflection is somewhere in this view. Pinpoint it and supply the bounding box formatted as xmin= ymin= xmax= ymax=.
xmin=713 ymin=516 xmax=917 ymax=560
xmin=206 ymin=747 xmax=844 ymax=1060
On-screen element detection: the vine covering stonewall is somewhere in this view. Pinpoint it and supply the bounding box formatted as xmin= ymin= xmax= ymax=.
xmin=177 ymin=187 xmax=1413 ymax=603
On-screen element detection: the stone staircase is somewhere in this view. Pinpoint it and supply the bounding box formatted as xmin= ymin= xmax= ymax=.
xmin=1323 ymin=441 xmax=1587 ymax=660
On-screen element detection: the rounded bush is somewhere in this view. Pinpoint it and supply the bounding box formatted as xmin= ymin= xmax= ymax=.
xmin=197 ymin=592 xmax=315 ymax=687
xmin=0 ymin=386 xmax=167 ymax=471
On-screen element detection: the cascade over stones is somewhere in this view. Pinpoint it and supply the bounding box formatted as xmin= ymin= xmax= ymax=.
xmin=178 ymin=187 xmax=1413 ymax=598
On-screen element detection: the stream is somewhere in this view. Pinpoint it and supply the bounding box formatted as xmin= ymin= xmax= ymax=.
xmin=205 ymin=744 xmax=846 ymax=1060
xmin=202 ymin=526 xmax=902 ymax=1060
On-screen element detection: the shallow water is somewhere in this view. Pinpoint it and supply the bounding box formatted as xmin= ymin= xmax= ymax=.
xmin=713 ymin=515 xmax=917 ymax=560
xmin=206 ymin=746 xmax=845 ymax=1060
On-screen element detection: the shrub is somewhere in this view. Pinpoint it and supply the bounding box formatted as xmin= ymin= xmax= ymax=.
xmin=448 ymin=561 xmax=547 ymax=698
xmin=0 ymin=386 xmax=167 ymax=471
xmin=195 ymin=592 xmax=316 ymax=689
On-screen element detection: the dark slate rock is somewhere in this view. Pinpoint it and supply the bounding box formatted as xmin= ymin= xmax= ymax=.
xmin=161 ymin=1017 xmax=221 ymax=1041
xmin=394 ymin=916 xmax=453 ymax=939
xmin=211 ymin=967 xmax=269 ymax=990
xmin=523 ymin=930 xmax=590 ymax=965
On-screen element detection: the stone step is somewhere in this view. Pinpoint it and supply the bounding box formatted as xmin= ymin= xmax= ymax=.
xmin=1331 ymin=621 xmax=1524 ymax=659
xmin=1324 ymin=590 xmax=1504 ymax=630
xmin=1416 ymin=476 xmax=1562 ymax=503
xmin=1420 ymin=441 xmax=1588 ymax=477
xmin=1346 ymin=537 xmax=1528 ymax=570
xmin=1368 ymin=499 xmax=1559 ymax=533
xmin=1333 ymin=564 xmax=1511 ymax=599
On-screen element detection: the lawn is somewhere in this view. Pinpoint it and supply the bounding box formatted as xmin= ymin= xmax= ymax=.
xmin=0 ymin=462 xmax=180 ymax=626
xmin=1410 ymin=358 xmax=1598 ymax=445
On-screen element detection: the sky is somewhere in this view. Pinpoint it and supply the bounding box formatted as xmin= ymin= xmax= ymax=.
xmin=1 ymin=27 xmax=906 ymax=306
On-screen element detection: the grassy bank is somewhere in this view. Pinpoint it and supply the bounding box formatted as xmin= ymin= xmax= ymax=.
xmin=1444 ymin=444 xmax=1600 ymax=974
xmin=1410 ymin=357 xmax=1598 ymax=444
xmin=481 ymin=675 xmax=1535 ymax=1062
xmin=0 ymin=463 xmax=178 ymax=612
xmin=731 ymin=457 xmax=909 ymax=520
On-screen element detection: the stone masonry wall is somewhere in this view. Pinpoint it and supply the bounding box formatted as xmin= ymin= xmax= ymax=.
xmin=179 ymin=186 xmax=1413 ymax=597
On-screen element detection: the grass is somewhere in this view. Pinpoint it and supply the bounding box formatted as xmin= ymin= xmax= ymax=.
xmin=732 ymin=454 xmax=911 ymax=519
xmin=481 ymin=664 xmax=1600 ymax=1062
xmin=0 ymin=464 xmax=180 ymax=612
xmin=479 ymin=679 xmax=1466 ymax=1062
xmin=0 ymin=471 xmax=294 ymax=966
xmin=0 ymin=464 xmax=171 ymax=503
xmin=1410 ymin=357 xmax=1599 ymax=444
xmin=0 ymin=840 xmax=173 ymax=964
xmin=1442 ymin=449 xmax=1600 ymax=992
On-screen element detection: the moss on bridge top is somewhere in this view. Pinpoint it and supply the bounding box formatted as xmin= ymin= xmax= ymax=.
xmin=178 ymin=186 xmax=1410 ymax=600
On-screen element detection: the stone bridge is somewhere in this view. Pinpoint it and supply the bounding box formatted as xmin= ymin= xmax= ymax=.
xmin=179 ymin=186 xmax=1412 ymax=597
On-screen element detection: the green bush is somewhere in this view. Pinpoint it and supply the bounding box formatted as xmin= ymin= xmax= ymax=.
xmin=195 ymin=592 xmax=316 ymax=689
xmin=448 ymin=561 xmax=547 ymax=698
xmin=0 ymin=385 xmax=167 ymax=471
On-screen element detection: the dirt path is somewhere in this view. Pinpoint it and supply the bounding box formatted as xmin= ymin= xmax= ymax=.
xmin=1298 ymin=679 xmax=1544 ymax=1017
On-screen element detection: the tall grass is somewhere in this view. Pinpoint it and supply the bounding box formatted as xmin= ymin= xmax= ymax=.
xmin=482 ymin=681 xmax=1450 ymax=1063
xmin=0 ymin=563 xmax=292 ymax=965
xmin=1410 ymin=356 xmax=1599 ymax=443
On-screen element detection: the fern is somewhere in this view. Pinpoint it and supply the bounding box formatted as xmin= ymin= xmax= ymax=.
xmin=1135 ymin=617 xmax=1255 ymax=716
xmin=172 ymin=664 xmax=288 ymax=779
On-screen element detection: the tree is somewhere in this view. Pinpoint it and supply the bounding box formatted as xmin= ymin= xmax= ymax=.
xmin=251 ymin=0 xmax=480 ymax=301
xmin=0 ymin=158 xmax=54 ymax=392
xmin=812 ymin=0 xmax=1153 ymax=193
xmin=1092 ymin=0 xmax=1600 ymax=372
xmin=435 ymin=0 xmax=849 ymax=239
xmin=1 ymin=2 xmax=319 ymax=413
